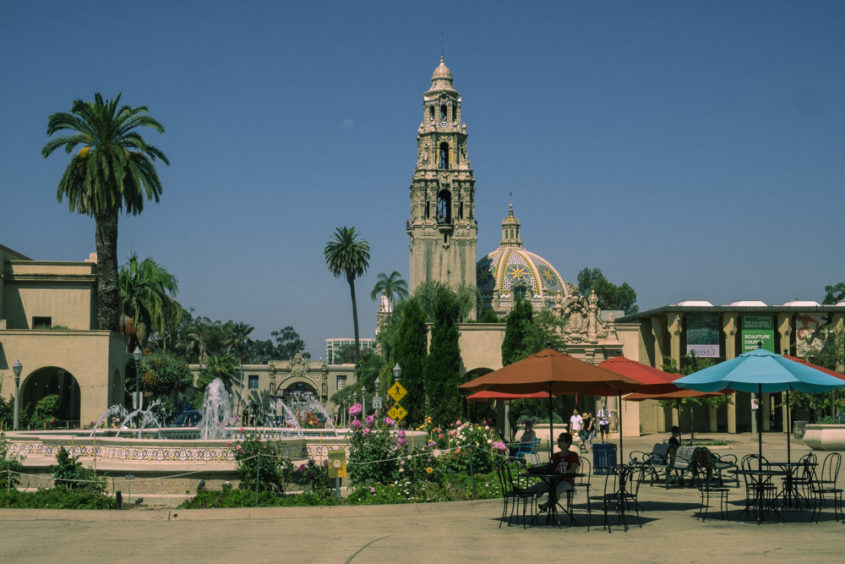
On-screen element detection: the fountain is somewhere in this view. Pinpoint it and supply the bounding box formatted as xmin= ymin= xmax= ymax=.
xmin=273 ymin=398 xmax=304 ymax=438
xmin=197 ymin=378 xmax=233 ymax=440
xmin=89 ymin=404 xmax=129 ymax=438
xmin=115 ymin=399 xmax=164 ymax=439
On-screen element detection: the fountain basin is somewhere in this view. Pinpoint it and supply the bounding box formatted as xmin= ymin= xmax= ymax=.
xmin=6 ymin=428 xmax=426 ymax=464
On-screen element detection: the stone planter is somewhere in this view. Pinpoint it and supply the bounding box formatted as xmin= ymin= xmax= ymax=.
xmin=803 ymin=424 xmax=845 ymax=451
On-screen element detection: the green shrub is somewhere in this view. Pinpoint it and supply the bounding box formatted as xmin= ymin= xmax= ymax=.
xmin=0 ymin=431 xmax=24 ymax=489
xmin=233 ymin=434 xmax=293 ymax=494
xmin=179 ymin=482 xmax=341 ymax=508
xmin=52 ymin=447 xmax=106 ymax=492
xmin=346 ymin=408 xmax=400 ymax=486
xmin=0 ymin=487 xmax=115 ymax=509
xmin=291 ymin=459 xmax=333 ymax=498
xmin=30 ymin=394 xmax=60 ymax=429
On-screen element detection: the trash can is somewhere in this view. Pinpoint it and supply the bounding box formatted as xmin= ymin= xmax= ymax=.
xmin=793 ymin=420 xmax=808 ymax=440
xmin=593 ymin=443 xmax=617 ymax=475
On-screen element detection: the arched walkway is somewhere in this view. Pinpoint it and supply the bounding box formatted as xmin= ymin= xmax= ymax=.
xmin=20 ymin=366 xmax=81 ymax=425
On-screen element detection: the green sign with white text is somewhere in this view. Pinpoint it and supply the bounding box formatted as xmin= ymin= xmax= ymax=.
xmin=741 ymin=315 xmax=775 ymax=353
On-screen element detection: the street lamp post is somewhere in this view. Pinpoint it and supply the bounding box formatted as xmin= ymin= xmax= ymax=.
xmin=12 ymin=360 xmax=22 ymax=431
xmin=361 ymin=385 xmax=367 ymax=416
xmin=132 ymin=346 xmax=142 ymax=410
xmin=373 ymin=377 xmax=382 ymax=415
xmin=393 ymin=363 xmax=401 ymax=383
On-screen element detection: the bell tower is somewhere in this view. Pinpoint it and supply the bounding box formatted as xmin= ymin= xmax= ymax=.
xmin=407 ymin=57 xmax=478 ymax=309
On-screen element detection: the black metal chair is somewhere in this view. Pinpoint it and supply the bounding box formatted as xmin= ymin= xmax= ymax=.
xmin=810 ymin=452 xmax=843 ymax=523
xmin=740 ymin=454 xmax=778 ymax=518
xmin=575 ymin=456 xmax=593 ymax=531
xmin=692 ymin=450 xmax=730 ymax=520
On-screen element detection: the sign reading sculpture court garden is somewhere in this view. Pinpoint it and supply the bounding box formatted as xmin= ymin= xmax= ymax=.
xmin=686 ymin=313 xmax=720 ymax=358
xmin=741 ymin=315 xmax=775 ymax=353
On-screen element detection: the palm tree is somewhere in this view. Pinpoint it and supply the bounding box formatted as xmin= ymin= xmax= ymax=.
xmin=119 ymin=252 xmax=182 ymax=350
xmin=42 ymin=93 xmax=169 ymax=331
xmin=324 ymin=226 xmax=371 ymax=361
xmin=370 ymin=271 xmax=409 ymax=313
xmin=224 ymin=321 xmax=254 ymax=385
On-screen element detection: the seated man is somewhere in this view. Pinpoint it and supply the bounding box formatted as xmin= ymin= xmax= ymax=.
xmin=525 ymin=432 xmax=580 ymax=511
xmin=509 ymin=420 xmax=536 ymax=457
xmin=668 ymin=425 xmax=681 ymax=448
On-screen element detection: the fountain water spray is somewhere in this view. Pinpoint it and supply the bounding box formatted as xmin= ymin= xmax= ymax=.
xmin=197 ymin=378 xmax=233 ymax=440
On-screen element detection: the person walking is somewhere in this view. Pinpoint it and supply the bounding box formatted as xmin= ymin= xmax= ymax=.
xmin=569 ymin=409 xmax=583 ymax=449
xmin=597 ymin=404 xmax=610 ymax=443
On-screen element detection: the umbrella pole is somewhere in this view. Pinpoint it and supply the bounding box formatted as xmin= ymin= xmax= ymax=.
xmin=757 ymin=384 xmax=763 ymax=472
xmin=618 ymin=391 xmax=623 ymax=464
xmin=548 ymin=383 xmax=554 ymax=460
xmin=786 ymin=390 xmax=791 ymax=464
xmin=675 ymin=399 xmax=682 ymax=444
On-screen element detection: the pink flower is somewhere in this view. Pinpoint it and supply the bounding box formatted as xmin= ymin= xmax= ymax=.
xmin=397 ymin=430 xmax=406 ymax=438
xmin=383 ymin=417 xmax=395 ymax=427
xmin=362 ymin=428 xmax=370 ymax=436
xmin=370 ymin=487 xmax=376 ymax=495
xmin=398 ymin=438 xmax=407 ymax=447
xmin=348 ymin=403 xmax=362 ymax=416
xmin=351 ymin=419 xmax=363 ymax=429
xmin=225 ymin=441 xmax=232 ymax=447
xmin=456 ymin=420 xmax=462 ymax=426
xmin=365 ymin=415 xmax=375 ymax=426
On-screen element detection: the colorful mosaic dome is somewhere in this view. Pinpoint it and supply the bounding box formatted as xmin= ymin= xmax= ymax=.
xmin=476 ymin=204 xmax=569 ymax=308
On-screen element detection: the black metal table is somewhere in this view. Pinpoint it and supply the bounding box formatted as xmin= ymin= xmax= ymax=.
xmin=732 ymin=468 xmax=788 ymax=523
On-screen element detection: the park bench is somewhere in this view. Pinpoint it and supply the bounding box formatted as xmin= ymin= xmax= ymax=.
xmin=629 ymin=443 xmax=676 ymax=486
xmin=665 ymin=445 xmax=700 ymax=488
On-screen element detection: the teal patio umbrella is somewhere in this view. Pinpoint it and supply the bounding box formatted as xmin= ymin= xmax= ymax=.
xmin=675 ymin=347 xmax=845 ymax=466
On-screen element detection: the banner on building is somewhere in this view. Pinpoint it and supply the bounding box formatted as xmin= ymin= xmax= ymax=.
xmin=795 ymin=313 xmax=828 ymax=357
xmin=741 ymin=315 xmax=775 ymax=353
xmin=686 ymin=313 xmax=720 ymax=358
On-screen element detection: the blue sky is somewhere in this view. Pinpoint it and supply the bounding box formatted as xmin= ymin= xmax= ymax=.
xmin=2 ymin=1 xmax=844 ymax=358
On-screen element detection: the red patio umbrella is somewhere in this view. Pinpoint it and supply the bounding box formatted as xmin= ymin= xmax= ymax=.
xmin=460 ymin=349 xmax=640 ymax=459
xmin=467 ymin=390 xmax=554 ymax=401
xmin=598 ymin=356 xmax=679 ymax=394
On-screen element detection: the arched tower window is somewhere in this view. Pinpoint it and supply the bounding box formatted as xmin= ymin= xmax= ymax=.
xmin=429 ymin=106 xmax=434 ymax=121
xmin=437 ymin=190 xmax=452 ymax=224
xmin=440 ymin=104 xmax=447 ymax=121
xmin=439 ymin=142 xmax=449 ymax=169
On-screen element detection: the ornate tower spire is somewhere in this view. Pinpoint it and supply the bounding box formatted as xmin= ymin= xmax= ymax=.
xmin=407 ymin=57 xmax=477 ymax=315
xmin=500 ymin=202 xmax=522 ymax=248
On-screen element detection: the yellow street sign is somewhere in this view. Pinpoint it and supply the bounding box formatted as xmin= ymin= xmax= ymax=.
xmin=387 ymin=382 xmax=407 ymax=402
xmin=387 ymin=404 xmax=408 ymax=422
xmin=328 ymin=450 xmax=347 ymax=479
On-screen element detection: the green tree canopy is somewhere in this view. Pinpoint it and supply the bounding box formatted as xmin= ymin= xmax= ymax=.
xmin=324 ymin=226 xmax=371 ymax=361
xmin=119 ymin=253 xmax=182 ymax=351
xmin=43 ymin=93 xmax=169 ymax=331
xmin=576 ymin=267 xmax=639 ymax=315
xmin=823 ymin=283 xmax=845 ymax=305
xmin=424 ymin=292 xmax=463 ymax=425
xmin=394 ymin=298 xmax=428 ymax=426
xmin=371 ymin=271 xmax=409 ymax=312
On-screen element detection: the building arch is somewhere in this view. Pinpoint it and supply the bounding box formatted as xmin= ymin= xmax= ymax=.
xmin=20 ymin=366 xmax=81 ymax=425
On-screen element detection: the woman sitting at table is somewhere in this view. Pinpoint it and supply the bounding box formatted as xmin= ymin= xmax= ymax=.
xmin=509 ymin=420 xmax=537 ymax=457
xmin=525 ymin=432 xmax=580 ymax=512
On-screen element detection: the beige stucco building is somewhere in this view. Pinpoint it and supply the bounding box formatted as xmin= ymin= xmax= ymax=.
xmin=619 ymin=301 xmax=845 ymax=435
xmin=0 ymin=244 xmax=126 ymax=427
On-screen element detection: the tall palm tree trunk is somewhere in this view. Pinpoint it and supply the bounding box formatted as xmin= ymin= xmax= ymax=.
xmin=348 ymin=276 xmax=360 ymax=361
xmin=95 ymin=208 xmax=121 ymax=331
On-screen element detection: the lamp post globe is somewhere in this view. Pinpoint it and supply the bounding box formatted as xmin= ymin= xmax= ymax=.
xmin=393 ymin=363 xmax=401 ymax=383
xmin=12 ymin=360 xmax=22 ymax=431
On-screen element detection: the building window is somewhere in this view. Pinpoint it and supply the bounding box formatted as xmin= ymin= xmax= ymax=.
xmin=32 ymin=316 xmax=52 ymax=329
xmin=248 ymin=375 xmax=259 ymax=389
xmin=437 ymin=190 xmax=452 ymax=224
xmin=440 ymin=104 xmax=447 ymax=121
xmin=438 ymin=142 xmax=449 ymax=169
xmin=337 ymin=375 xmax=346 ymax=391
xmin=429 ymin=106 xmax=434 ymax=121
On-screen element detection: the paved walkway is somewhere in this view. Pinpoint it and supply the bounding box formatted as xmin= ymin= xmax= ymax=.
xmin=2 ymin=432 xmax=843 ymax=563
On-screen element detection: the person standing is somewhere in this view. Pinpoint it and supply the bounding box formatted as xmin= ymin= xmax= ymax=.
xmin=582 ymin=411 xmax=595 ymax=451
xmin=597 ymin=404 xmax=610 ymax=443
xmin=569 ymin=409 xmax=583 ymax=448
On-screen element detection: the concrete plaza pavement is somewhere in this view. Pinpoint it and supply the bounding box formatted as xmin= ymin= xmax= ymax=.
xmin=1 ymin=432 xmax=843 ymax=563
